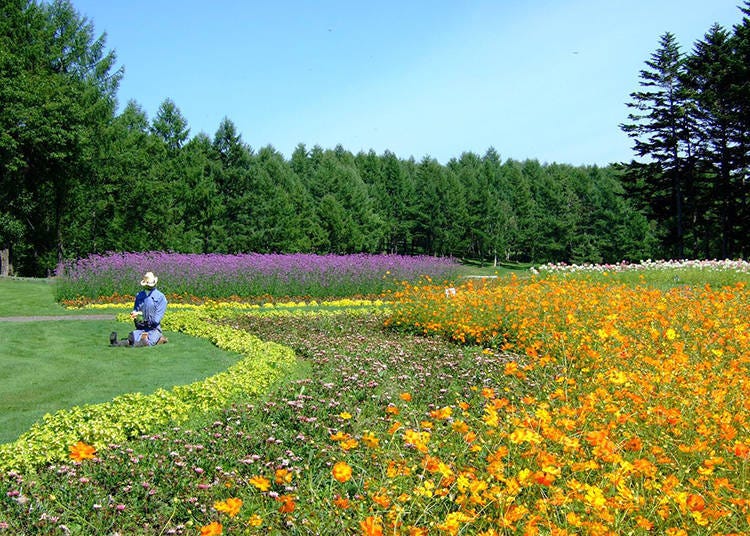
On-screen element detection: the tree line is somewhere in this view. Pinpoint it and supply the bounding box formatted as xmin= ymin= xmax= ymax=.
xmin=1 ymin=0 xmax=747 ymax=277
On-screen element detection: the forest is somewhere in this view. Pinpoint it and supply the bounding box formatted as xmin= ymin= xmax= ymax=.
xmin=1 ymin=0 xmax=748 ymax=276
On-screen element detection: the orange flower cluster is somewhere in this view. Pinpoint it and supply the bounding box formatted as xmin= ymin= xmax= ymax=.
xmin=376 ymin=277 xmax=750 ymax=534
xmin=68 ymin=441 xmax=96 ymax=462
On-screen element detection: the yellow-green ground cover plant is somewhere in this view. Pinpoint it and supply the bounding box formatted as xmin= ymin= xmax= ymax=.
xmin=1 ymin=261 xmax=749 ymax=535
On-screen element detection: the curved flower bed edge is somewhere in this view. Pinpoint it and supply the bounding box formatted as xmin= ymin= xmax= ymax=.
xmin=0 ymin=311 xmax=298 ymax=472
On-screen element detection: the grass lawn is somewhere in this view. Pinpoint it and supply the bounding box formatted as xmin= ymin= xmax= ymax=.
xmin=0 ymin=277 xmax=121 ymax=317
xmin=0 ymin=278 xmax=243 ymax=444
xmin=455 ymin=259 xmax=534 ymax=278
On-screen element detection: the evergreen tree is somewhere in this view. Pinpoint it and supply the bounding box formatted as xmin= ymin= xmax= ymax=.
xmin=728 ymin=2 xmax=750 ymax=257
xmin=413 ymin=156 xmax=467 ymax=256
xmin=684 ymin=24 xmax=739 ymax=257
xmin=151 ymin=98 xmax=190 ymax=153
xmin=310 ymin=148 xmax=382 ymax=253
xmin=621 ymin=32 xmax=697 ymax=258
xmin=211 ymin=118 xmax=254 ymax=252
xmin=180 ymin=133 xmax=225 ymax=252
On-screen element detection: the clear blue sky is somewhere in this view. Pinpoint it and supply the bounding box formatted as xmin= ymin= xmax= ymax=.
xmin=71 ymin=0 xmax=745 ymax=166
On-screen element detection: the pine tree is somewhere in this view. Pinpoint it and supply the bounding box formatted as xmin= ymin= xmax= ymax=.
xmin=621 ymin=32 xmax=696 ymax=258
xmin=684 ymin=24 xmax=739 ymax=257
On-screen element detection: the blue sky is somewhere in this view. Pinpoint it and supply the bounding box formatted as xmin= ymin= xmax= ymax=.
xmin=71 ymin=0 xmax=744 ymax=166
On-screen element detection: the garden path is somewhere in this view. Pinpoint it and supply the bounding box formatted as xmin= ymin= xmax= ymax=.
xmin=0 ymin=314 xmax=115 ymax=322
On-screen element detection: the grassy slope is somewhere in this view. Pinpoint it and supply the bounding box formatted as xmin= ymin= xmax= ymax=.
xmin=0 ymin=278 xmax=242 ymax=444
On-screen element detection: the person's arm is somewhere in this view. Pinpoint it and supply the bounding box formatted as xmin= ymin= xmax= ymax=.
xmin=130 ymin=293 xmax=142 ymax=320
xmin=151 ymin=293 xmax=167 ymax=325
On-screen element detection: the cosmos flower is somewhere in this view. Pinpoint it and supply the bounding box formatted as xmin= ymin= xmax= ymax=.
xmin=69 ymin=441 xmax=96 ymax=462
xmin=332 ymin=461 xmax=353 ymax=482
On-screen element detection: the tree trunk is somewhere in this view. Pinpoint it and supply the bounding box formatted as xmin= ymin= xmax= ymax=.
xmin=0 ymin=248 xmax=10 ymax=276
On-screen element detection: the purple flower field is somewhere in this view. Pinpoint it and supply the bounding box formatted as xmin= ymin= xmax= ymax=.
xmin=55 ymin=252 xmax=460 ymax=301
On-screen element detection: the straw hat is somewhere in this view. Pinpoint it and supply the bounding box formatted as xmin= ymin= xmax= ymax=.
xmin=140 ymin=271 xmax=158 ymax=287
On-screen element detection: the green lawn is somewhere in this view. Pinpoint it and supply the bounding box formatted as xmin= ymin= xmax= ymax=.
xmin=0 ymin=278 xmax=242 ymax=444
xmin=0 ymin=277 xmax=123 ymax=316
xmin=455 ymin=259 xmax=534 ymax=278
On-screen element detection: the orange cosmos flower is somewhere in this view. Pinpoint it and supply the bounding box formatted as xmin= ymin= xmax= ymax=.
xmin=532 ymin=470 xmax=556 ymax=486
xmin=733 ymin=441 xmax=749 ymax=458
xmin=623 ymin=436 xmax=643 ymax=452
xmin=69 ymin=441 xmax=96 ymax=462
xmin=635 ymin=516 xmax=653 ymax=530
xmin=213 ymin=497 xmax=242 ymax=518
xmin=399 ymin=392 xmax=412 ymax=402
xmin=249 ymin=475 xmax=271 ymax=491
xmin=332 ymin=461 xmax=353 ymax=482
xmin=385 ymin=404 xmax=400 ymax=416
xmin=387 ymin=420 xmax=402 ymax=434
xmin=451 ymin=419 xmax=469 ymax=434
xmin=333 ymin=495 xmax=351 ymax=509
xmin=429 ymin=406 xmax=452 ymax=420
xmin=423 ymin=455 xmax=441 ymax=472
xmin=276 ymin=494 xmax=296 ymax=513
xmin=371 ymin=491 xmax=391 ymax=509
xmin=686 ymin=493 xmax=706 ymax=512
xmin=199 ymin=521 xmax=223 ymax=536
xmin=340 ymin=437 xmax=359 ymax=451
xmin=360 ymin=515 xmax=384 ymax=536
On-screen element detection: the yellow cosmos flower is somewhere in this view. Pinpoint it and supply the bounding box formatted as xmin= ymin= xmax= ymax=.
xmin=584 ymin=485 xmax=607 ymax=509
xmin=248 ymin=475 xmax=271 ymax=492
xmin=213 ymin=497 xmax=242 ymax=518
xmin=362 ymin=431 xmax=380 ymax=448
xmin=332 ymin=461 xmax=353 ymax=482
xmin=275 ymin=468 xmax=294 ymax=484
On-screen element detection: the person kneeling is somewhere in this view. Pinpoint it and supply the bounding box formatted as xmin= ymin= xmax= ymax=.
xmin=110 ymin=271 xmax=168 ymax=347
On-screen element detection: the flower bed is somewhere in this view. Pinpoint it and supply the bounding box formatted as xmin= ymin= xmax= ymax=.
xmin=533 ymin=258 xmax=750 ymax=274
xmin=55 ymin=252 xmax=460 ymax=301
xmin=382 ymin=276 xmax=749 ymax=533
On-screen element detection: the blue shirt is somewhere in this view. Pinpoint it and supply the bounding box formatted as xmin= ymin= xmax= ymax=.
xmin=133 ymin=287 xmax=167 ymax=331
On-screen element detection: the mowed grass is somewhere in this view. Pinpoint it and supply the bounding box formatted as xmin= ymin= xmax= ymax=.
xmin=0 ymin=279 xmax=243 ymax=444
xmin=0 ymin=277 xmax=83 ymax=316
